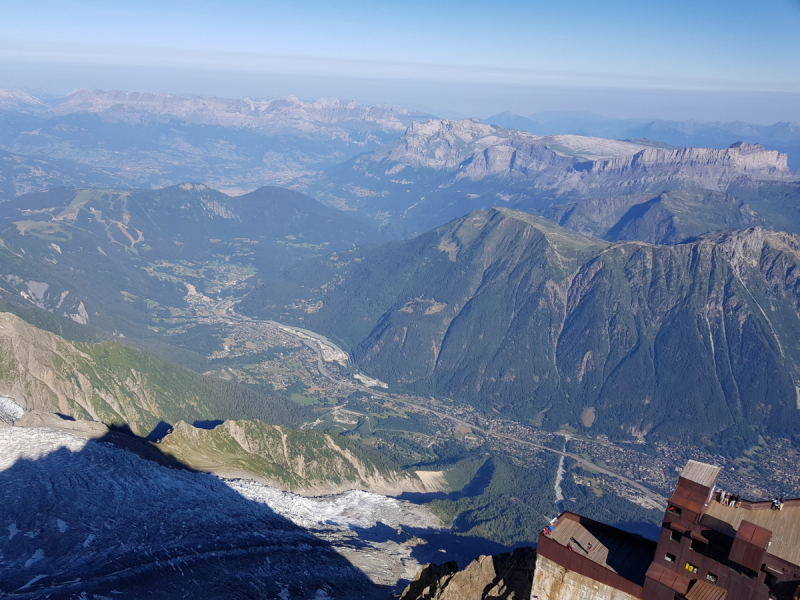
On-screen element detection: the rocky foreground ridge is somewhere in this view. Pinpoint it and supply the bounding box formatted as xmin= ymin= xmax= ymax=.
xmin=399 ymin=548 xmax=537 ymax=600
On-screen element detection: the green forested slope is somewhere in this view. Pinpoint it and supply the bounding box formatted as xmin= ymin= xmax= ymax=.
xmin=241 ymin=208 xmax=800 ymax=447
xmin=0 ymin=311 xmax=311 ymax=436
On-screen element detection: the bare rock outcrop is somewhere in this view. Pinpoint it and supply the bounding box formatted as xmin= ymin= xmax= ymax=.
xmin=399 ymin=547 xmax=536 ymax=600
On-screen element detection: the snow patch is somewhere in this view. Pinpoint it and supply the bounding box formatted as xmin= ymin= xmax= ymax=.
xmin=0 ymin=396 xmax=24 ymax=425
xmin=24 ymin=549 xmax=44 ymax=568
xmin=0 ymin=427 xmax=88 ymax=468
xmin=226 ymin=484 xmax=440 ymax=531
xmin=57 ymin=519 xmax=67 ymax=533
xmin=18 ymin=574 xmax=47 ymax=590
xmin=68 ymin=301 xmax=89 ymax=324
xmin=8 ymin=522 xmax=20 ymax=540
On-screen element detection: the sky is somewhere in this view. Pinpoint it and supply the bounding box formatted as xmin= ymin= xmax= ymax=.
xmin=2 ymin=0 xmax=800 ymax=122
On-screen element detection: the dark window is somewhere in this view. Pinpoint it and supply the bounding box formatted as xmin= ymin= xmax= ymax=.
xmin=706 ymin=573 xmax=718 ymax=583
xmin=669 ymin=505 xmax=683 ymax=517
xmin=730 ymin=563 xmax=757 ymax=579
xmin=689 ymin=538 xmax=706 ymax=554
xmin=670 ymin=529 xmax=681 ymax=542
xmin=665 ymin=553 xmax=676 ymax=563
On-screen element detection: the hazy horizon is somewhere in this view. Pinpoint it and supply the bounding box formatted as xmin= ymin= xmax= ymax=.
xmin=2 ymin=0 xmax=799 ymax=124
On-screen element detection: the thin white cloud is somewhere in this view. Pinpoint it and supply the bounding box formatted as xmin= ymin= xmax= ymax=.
xmin=2 ymin=41 xmax=798 ymax=94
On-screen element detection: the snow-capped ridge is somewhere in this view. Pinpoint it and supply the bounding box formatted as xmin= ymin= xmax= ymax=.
xmin=44 ymin=89 xmax=425 ymax=141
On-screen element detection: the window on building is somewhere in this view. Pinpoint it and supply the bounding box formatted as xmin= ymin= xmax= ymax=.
xmin=670 ymin=529 xmax=681 ymax=542
xmin=689 ymin=538 xmax=706 ymax=554
xmin=730 ymin=563 xmax=757 ymax=579
xmin=665 ymin=553 xmax=676 ymax=563
xmin=685 ymin=562 xmax=698 ymax=573
xmin=668 ymin=505 xmax=683 ymax=517
xmin=706 ymin=573 xmax=718 ymax=583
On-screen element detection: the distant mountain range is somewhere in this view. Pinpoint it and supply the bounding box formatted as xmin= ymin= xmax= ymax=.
xmin=483 ymin=110 xmax=800 ymax=170
xmin=0 ymin=89 xmax=432 ymax=198
xmin=305 ymin=118 xmax=799 ymax=237
xmin=241 ymin=208 xmax=800 ymax=450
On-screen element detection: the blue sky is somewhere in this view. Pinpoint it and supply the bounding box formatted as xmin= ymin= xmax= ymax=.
xmin=2 ymin=0 xmax=799 ymax=121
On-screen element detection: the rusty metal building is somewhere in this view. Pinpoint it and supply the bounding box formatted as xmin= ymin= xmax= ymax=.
xmin=536 ymin=459 xmax=800 ymax=600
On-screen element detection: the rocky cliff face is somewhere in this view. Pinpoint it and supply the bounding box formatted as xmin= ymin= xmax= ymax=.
xmin=367 ymin=119 xmax=531 ymax=170
xmin=348 ymin=119 xmax=793 ymax=187
xmin=576 ymin=142 xmax=792 ymax=192
xmin=314 ymin=119 xmax=797 ymax=235
xmin=399 ymin=547 xmax=536 ymax=600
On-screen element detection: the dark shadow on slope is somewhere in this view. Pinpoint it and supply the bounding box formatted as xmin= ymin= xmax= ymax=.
xmin=394 ymin=457 xmax=495 ymax=504
xmin=144 ymin=420 xmax=174 ymax=442
xmin=346 ymin=520 xmax=526 ymax=570
xmin=0 ymin=426 xmax=388 ymax=600
xmin=603 ymin=195 xmax=660 ymax=241
xmin=192 ymin=419 xmax=225 ymax=430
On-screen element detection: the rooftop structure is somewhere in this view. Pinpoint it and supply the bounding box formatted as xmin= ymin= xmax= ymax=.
xmin=547 ymin=512 xmax=655 ymax=585
xmin=702 ymin=499 xmax=800 ymax=567
xmin=681 ymin=461 xmax=722 ymax=490
xmin=534 ymin=459 xmax=800 ymax=600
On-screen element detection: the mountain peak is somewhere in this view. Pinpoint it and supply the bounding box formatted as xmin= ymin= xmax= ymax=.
xmin=406 ymin=118 xmax=502 ymax=139
xmin=0 ymin=89 xmax=49 ymax=111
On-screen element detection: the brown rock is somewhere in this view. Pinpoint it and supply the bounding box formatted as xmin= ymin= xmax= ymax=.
xmin=400 ymin=547 xmax=536 ymax=600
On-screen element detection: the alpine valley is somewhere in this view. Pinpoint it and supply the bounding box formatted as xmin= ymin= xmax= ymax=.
xmin=2 ymin=88 xmax=800 ymax=599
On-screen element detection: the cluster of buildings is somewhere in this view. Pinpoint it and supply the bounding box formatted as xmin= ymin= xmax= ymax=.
xmin=532 ymin=460 xmax=800 ymax=600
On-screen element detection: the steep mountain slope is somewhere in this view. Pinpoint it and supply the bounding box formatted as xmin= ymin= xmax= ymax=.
xmin=306 ymin=119 xmax=798 ymax=235
xmin=158 ymin=419 xmax=443 ymax=495
xmin=541 ymin=189 xmax=768 ymax=244
xmin=0 ymin=184 xmax=381 ymax=335
xmin=0 ymin=311 xmax=306 ymax=436
xmin=241 ymin=208 xmax=800 ymax=447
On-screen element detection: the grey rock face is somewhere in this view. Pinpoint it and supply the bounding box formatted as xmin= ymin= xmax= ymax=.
xmin=355 ymin=120 xmax=793 ymax=189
